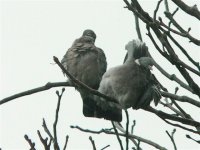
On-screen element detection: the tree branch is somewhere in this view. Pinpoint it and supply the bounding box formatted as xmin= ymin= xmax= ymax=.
xmin=111 ymin=121 xmax=124 ymax=150
xmin=145 ymin=106 xmax=200 ymax=132
xmin=166 ymin=129 xmax=177 ymax=150
xmin=0 ymin=82 xmax=70 ymax=105
xmin=37 ymin=130 xmax=51 ymax=150
xmin=171 ymin=0 xmax=200 ymax=21
xmin=89 ymin=136 xmax=96 ymax=150
xmin=24 ymin=134 xmax=36 ymax=150
xmin=71 ymin=125 xmax=167 ymax=150
xmin=53 ymin=56 xmax=119 ymax=104
xmin=160 ymin=91 xmax=200 ymax=108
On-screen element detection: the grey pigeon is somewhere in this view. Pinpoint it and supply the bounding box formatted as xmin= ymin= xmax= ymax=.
xmin=61 ymin=29 xmax=107 ymax=118
xmin=95 ymin=39 xmax=161 ymax=122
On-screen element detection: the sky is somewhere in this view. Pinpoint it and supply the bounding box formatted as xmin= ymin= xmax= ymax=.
xmin=0 ymin=0 xmax=200 ymax=149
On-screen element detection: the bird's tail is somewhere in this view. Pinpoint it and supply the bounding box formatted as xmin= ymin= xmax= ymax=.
xmin=80 ymin=91 xmax=122 ymax=122
xmin=134 ymin=85 xmax=161 ymax=109
xmin=94 ymin=95 xmax=122 ymax=122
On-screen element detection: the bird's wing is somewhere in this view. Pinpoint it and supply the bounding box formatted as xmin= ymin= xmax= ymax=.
xmin=96 ymin=47 xmax=107 ymax=79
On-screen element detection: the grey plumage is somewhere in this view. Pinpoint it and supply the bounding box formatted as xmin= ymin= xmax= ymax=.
xmin=61 ymin=29 xmax=107 ymax=118
xmin=95 ymin=39 xmax=161 ymax=122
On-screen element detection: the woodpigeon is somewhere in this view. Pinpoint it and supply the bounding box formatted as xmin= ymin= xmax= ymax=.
xmin=95 ymin=39 xmax=161 ymax=122
xmin=61 ymin=29 xmax=107 ymax=118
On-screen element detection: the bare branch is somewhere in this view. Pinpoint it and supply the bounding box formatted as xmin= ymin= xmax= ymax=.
xmin=125 ymin=110 xmax=129 ymax=150
xmin=166 ymin=129 xmax=177 ymax=150
xmin=134 ymin=13 xmax=143 ymax=41
xmin=165 ymin=31 xmax=200 ymax=71
xmin=53 ymin=56 xmax=118 ymax=104
xmin=71 ymin=125 xmax=167 ymax=150
xmin=171 ymin=0 xmax=200 ymax=21
xmin=154 ymin=0 xmax=163 ymax=21
xmin=42 ymin=119 xmax=54 ymax=140
xmin=162 ymin=119 xmax=199 ymax=134
xmin=63 ymin=135 xmax=69 ymax=150
xmin=186 ymin=134 xmax=200 ymax=144
xmin=144 ymin=106 xmax=200 ymax=129
xmin=164 ymin=0 xmax=169 ymax=12
xmin=24 ymin=134 xmax=36 ymax=150
xmin=53 ymin=89 xmax=65 ymax=150
xmin=160 ymin=100 xmax=185 ymax=118
xmin=0 ymin=82 xmax=70 ymax=105
xmin=89 ymin=136 xmax=96 ymax=150
xmin=37 ymin=130 xmax=51 ymax=150
xmin=114 ymin=122 xmax=142 ymax=150
xmin=111 ymin=121 xmax=124 ymax=150
xmin=100 ymin=145 xmax=110 ymax=150
xmin=131 ymin=120 xmax=136 ymax=134
xmin=160 ymin=91 xmax=200 ymax=108
xmin=164 ymin=11 xmax=200 ymax=45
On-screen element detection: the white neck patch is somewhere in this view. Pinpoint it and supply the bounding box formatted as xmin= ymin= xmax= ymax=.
xmin=135 ymin=59 xmax=140 ymax=66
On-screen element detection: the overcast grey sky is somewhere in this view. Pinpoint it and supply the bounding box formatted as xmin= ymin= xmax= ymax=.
xmin=1 ymin=0 xmax=200 ymax=149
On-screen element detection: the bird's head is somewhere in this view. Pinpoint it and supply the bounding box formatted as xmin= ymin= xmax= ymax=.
xmin=83 ymin=29 xmax=96 ymax=41
xmin=135 ymin=57 xmax=154 ymax=70
xmin=124 ymin=39 xmax=151 ymax=63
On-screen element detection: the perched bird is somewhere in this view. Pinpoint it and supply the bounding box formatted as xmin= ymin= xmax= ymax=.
xmin=61 ymin=29 xmax=107 ymax=118
xmin=95 ymin=39 xmax=161 ymax=122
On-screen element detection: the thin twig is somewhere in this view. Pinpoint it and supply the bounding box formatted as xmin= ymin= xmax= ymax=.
xmin=154 ymin=0 xmax=163 ymax=21
xmin=0 ymin=82 xmax=70 ymax=105
xmin=165 ymin=31 xmax=200 ymax=71
xmin=24 ymin=134 xmax=36 ymax=150
xmin=161 ymin=91 xmax=200 ymax=108
xmin=164 ymin=11 xmax=200 ymax=45
xmin=162 ymin=118 xmax=199 ymax=134
xmin=134 ymin=13 xmax=143 ymax=41
xmin=71 ymin=125 xmax=167 ymax=150
xmin=37 ymin=130 xmax=51 ymax=150
xmin=164 ymin=0 xmax=169 ymax=12
xmin=186 ymin=134 xmax=200 ymax=144
xmin=89 ymin=136 xmax=96 ymax=150
xmin=111 ymin=121 xmax=124 ymax=150
xmin=114 ymin=122 xmax=142 ymax=150
xmin=125 ymin=110 xmax=129 ymax=150
xmin=145 ymin=106 xmax=200 ymax=128
xmin=42 ymin=119 xmax=54 ymax=140
xmin=100 ymin=145 xmax=110 ymax=150
xmin=166 ymin=129 xmax=177 ymax=150
xmin=63 ymin=135 xmax=69 ymax=150
xmin=131 ymin=120 xmax=136 ymax=134
xmin=53 ymin=89 xmax=65 ymax=150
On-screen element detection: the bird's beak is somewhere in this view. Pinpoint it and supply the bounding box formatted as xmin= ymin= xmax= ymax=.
xmin=148 ymin=65 xmax=153 ymax=70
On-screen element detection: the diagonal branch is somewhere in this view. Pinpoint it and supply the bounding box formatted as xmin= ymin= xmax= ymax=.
xmin=145 ymin=106 xmax=200 ymax=130
xmin=53 ymin=56 xmax=119 ymax=104
xmin=111 ymin=121 xmax=124 ymax=150
xmin=171 ymin=0 xmax=200 ymax=21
